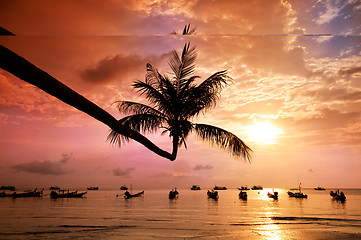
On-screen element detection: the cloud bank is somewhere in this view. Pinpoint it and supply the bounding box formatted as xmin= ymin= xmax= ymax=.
xmin=12 ymin=153 xmax=73 ymax=175
xmin=112 ymin=167 xmax=135 ymax=177
xmin=193 ymin=164 xmax=213 ymax=171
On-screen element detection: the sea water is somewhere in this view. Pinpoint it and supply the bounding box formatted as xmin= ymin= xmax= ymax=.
xmin=0 ymin=188 xmax=360 ymax=239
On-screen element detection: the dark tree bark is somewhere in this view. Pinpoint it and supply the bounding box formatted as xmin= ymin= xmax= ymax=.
xmin=0 ymin=27 xmax=15 ymax=36
xmin=0 ymin=45 xmax=176 ymax=161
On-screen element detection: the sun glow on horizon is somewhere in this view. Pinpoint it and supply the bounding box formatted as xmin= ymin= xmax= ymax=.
xmin=246 ymin=121 xmax=283 ymax=145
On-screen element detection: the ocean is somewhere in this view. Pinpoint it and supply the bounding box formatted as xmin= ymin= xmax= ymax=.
xmin=0 ymin=188 xmax=360 ymax=239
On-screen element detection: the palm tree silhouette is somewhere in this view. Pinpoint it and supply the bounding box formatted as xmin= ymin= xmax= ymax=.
xmin=1 ymin=26 xmax=251 ymax=161
xmin=108 ymin=42 xmax=252 ymax=161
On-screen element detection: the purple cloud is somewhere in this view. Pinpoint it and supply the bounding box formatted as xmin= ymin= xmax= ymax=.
xmin=12 ymin=153 xmax=73 ymax=175
xmin=112 ymin=167 xmax=135 ymax=177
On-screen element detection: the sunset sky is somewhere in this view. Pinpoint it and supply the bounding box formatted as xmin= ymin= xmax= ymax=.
xmin=1 ymin=0 xmax=360 ymax=189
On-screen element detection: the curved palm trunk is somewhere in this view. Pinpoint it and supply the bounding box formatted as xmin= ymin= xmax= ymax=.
xmin=172 ymin=136 xmax=179 ymax=160
xmin=0 ymin=45 xmax=175 ymax=161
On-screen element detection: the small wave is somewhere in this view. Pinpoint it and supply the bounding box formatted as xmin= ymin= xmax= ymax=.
xmin=230 ymin=222 xmax=312 ymax=226
xmin=0 ymin=230 xmax=72 ymax=236
xmin=27 ymin=216 xmax=87 ymax=220
xmin=59 ymin=216 xmax=87 ymax=219
xmin=146 ymin=219 xmax=171 ymax=222
xmin=27 ymin=230 xmax=72 ymax=235
xmin=0 ymin=225 xmax=137 ymax=237
xmin=59 ymin=224 xmax=137 ymax=230
xmin=59 ymin=225 xmax=108 ymax=228
xmin=269 ymin=216 xmax=361 ymax=222
xmin=230 ymin=216 xmax=361 ymax=227
xmin=208 ymin=223 xmax=223 ymax=226
xmin=230 ymin=223 xmax=263 ymax=226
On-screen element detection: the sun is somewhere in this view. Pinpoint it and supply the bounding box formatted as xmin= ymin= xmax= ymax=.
xmin=246 ymin=121 xmax=283 ymax=145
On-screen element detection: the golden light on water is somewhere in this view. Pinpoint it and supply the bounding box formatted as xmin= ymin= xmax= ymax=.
xmin=259 ymin=223 xmax=283 ymax=240
xmin=258 ymin=201 xmax=284 ymax=240
xmin=246 ymin=121 xmax=283 ymax=145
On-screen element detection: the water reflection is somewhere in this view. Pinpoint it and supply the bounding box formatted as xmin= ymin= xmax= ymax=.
xmin=255 ymin=190 xmax=286 ymax=240
xmin=258 ymin=223 xmax=285 ymax=240
xmin=122 ymin=195 xmax=144 ymax=209
xmin=207 ymin=198 xmax=219 ymax=205
xmin=239 ymin=198 xmax=248 ymax=207
xmin=169 ymin=198 xmax=178 ymax=209
xmin=331 ymin=198 xmax=346 ymax=209
xmin=207 ymin=197 xmax=219 ymax=216
xmin=257 ymin=211 xmax=284 ymax=240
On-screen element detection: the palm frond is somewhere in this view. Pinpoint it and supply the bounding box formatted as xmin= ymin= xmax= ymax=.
xmin=197 ymin=70 xmax=231 ymax=94
xmin=183 ymin=89 xmax=218 ymax=118
xmin=194 ymin=124 xmax=252 ymax=161
xmin=146 ymin=63 xmax=175 ymax=95
xmin=107 ymin=119 xmax=131 ymax=147
xmin=182 ymin=24 xmax=196 ymax=35
xmin=132 ymin=80 xmax=170 ymax=112
xmin=116 ymin=101 xmax=164 ymax=117
xmin=168 ymin=50 xmax=181 ymax=79
xmin=182 ymin=70 xmax=231 ymax=117
xmin=170 ymin=23 xmax=196 ymax=35
xmin=107 ymin=113 xmax=166 ymax=147
xmin=177 ymin=75 xmax=199 ymax=97
xmin=168 ymin=42 xmax=197 ymax=83
xmin=120 ymin=114 xmax=165 ymax=133
xmin=166 ymin=119 xmax=193 ymax=139
xmin=107 ymin=130 xmax=130 ymax=147
xmin=145 ymin=63 xmax=162 ymax=86
xmin=180 ymin=136 xmax=188 ymax=149
xmin=157 ymin=74 xmax=177 ymax=102
xmin=137 ymin=64 xmax=178 ymax=115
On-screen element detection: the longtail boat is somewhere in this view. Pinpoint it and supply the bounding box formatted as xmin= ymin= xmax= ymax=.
xmin=239 ymin=191 xmax=248 ymax=200
xmin=50 ymin=189 xmax=87 ymax=199
xmin=124 ymin=190 xmax=144 ymax=199
xmin=169 ymin=188 xmax=179 ymax=199
xmin=12 ymin=188 xmax=43 ymax=198
xmin=207 ymin=190 xmax=219 ymax=199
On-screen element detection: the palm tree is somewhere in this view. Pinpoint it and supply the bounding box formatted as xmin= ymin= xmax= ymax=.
xmin=108 ymin=43 xmax=252 ymax=161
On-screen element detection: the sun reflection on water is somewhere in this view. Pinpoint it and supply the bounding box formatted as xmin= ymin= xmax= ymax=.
xmin=258 ymin=223 xmax=284 ymax=240
xmin=255 ymin=200 xmax=286 ymax=240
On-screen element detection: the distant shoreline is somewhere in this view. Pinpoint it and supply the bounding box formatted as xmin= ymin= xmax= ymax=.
xmin=4 ymin=187 xmax=361 ymax=191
